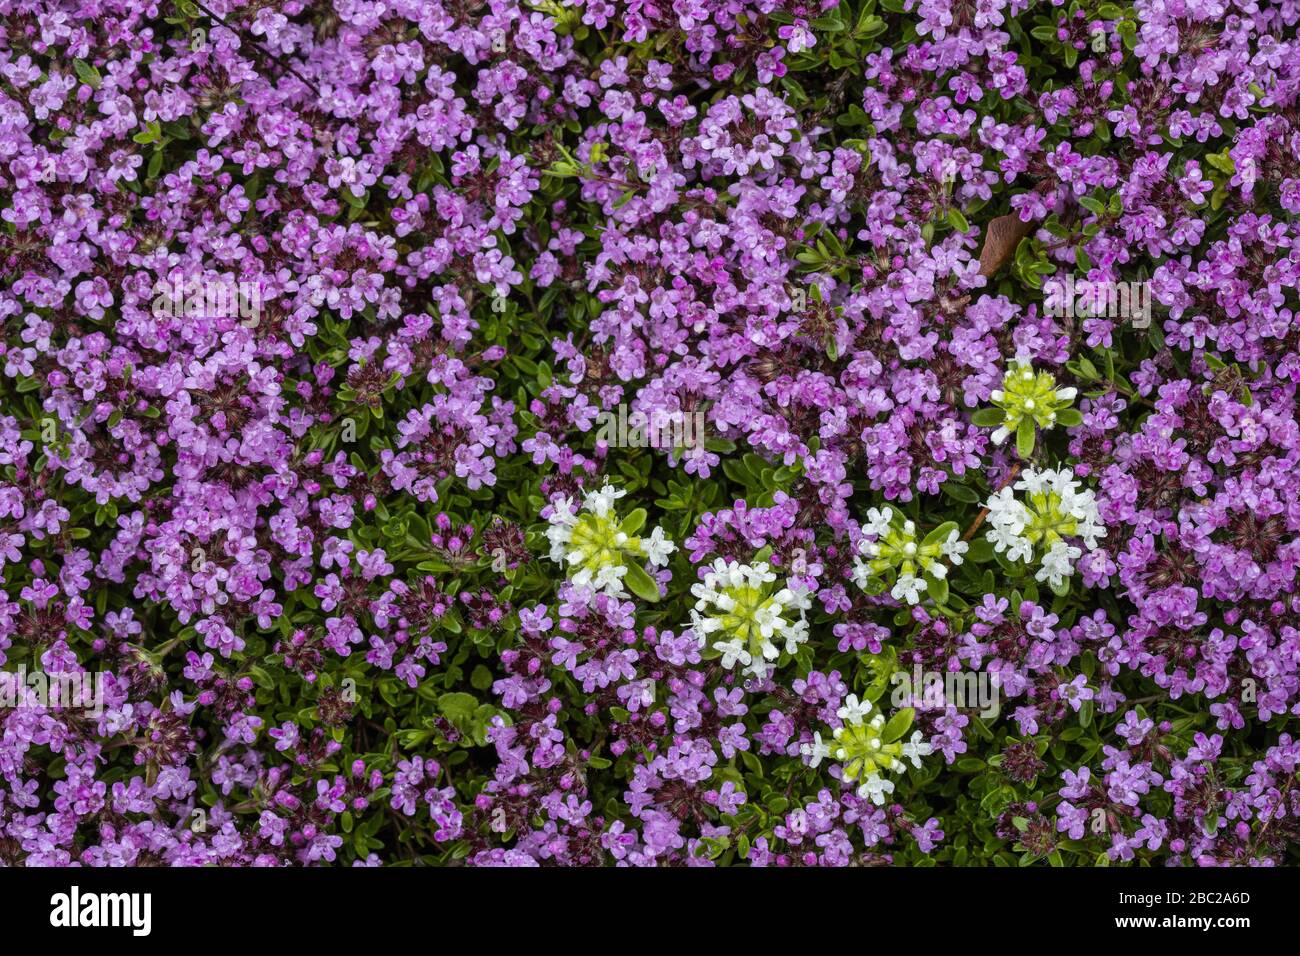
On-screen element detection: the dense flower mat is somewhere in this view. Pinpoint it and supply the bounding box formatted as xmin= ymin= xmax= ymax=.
xmin=1 ymin=0 xmax=1299 ymax=866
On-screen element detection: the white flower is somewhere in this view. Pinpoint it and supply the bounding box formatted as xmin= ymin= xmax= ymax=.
xmin=1014 ymin=468 xmax=1053 ymax=496
xmin=689 ymin=608 xmax=718 ymax=635
xmin=801 ymin=731 xmax=830 ymax=767
xmin=900 ymin=731 xmax=933 ymax=769
xmin=644 ymin=526 xmax=675 ymax=566
xmin=856 ymin=772 xmax=895 ymax=806
xmin=940 ymin=529 xmax=968 ymax=565
xmin=837 ymin=693 xmax=872 ymax=725
xmin=1035 ymin=539 xmax=1082 ymax=588
xmin=985 ymin=486 xmax=1026 ymax=530
xmin=780 ymin=580 xmax=813 ymax=613
xmin=545 ymin=497 xmax=580 ymax=561
xmin=593 ymin=563 xmax=630 ymax=596
xmin=742 ymin=563 xmax=777 ymax=588
xmin=862 ymin=506 xmax=894 ymax=538
xmin=549 ymin=495 xmax=578 ymax=526
xmin=987 ymin=524 xmax=1034 ymax=563
xmin=778 ymin=616 xmax=809 ymax=654
xmin=714 ymin=638 xmax=752 ymax=671
xmin=690 ymin=579 xmax=718 ymax=604
xmin=1078 ymin=514 xmax=1106 ymax=550
xmin=584 ymin=481 xmax=625 ymax=518
xmin=890 ymin=572 xmax=925 ymax=605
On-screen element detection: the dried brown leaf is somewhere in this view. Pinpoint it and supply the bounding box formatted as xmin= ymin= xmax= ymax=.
xmin=977 ymin=213 xmax=1036 ymax=278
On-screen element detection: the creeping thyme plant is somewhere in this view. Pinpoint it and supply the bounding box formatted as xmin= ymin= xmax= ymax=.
xmin=546 ymin=481 xmax=675 ymax=599
xmin=689 ymin=558 xmax=810 ymax=676
xmin=984 ymin=468 xmax=1106 ymax=592
xmin=973 ymin=360 xmax=1083 ymax=456
xmin=803 ymin=695 xmax=934 ymax=806
xmin=851 ymin=507 xmax=968 ymax=605
xmin=3 ymin=0 xmax=1300 ymax=870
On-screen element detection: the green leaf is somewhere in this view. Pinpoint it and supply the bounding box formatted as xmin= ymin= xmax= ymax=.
xmin=73 ymin=59 xmax=102 ymax=89
xmin=1015 ymin=418 xmax=1035 ymax=459
xmin=947 ymin=208 xmax=970 ymax=233
xmin=623 ymin=563 xmax=661 ymax=603
xmin=1081 ymin=652 xmax=1097 ymax=680
xmin=853 ymin=14 xmax=886 ymax=39
xmin=437 ymin=692 xmax=478 ymax=724
xmin=881 ymin=707 xmax=914 ymax=744
xmin=1055 ymin=408 xmax=1083 ymax=427
xmin=970 ymin=408 xmax=1005 ymax=427
xmin=922 ymin=521 xmax=960 ymax=547
xmin=860 ymin=575 xmax=888 ymax=596
xmin=132 ymin=121 xmax=161 ymax=145
xmin=924 ymin=571 xmax=948 ymax=605
xmin=836 ymin=104 xmax=871 ymax=128
xmin=1205 ymin=150 xmax=1235 ymax=174
xmin=620 ymin=507 xmax=647 ymax=536
xmin=1071 ymin=356 xmax=1100 ymax=380
xmin=941 ymin=482 xmax=979 ymax=504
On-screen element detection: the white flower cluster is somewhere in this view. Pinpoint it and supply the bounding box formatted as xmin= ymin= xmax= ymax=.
xmin=850 ymin=506 xmax=969 ymax=605
xmin=688 ymin=559 xmax=811 ymax=678
xmin=545 ymin=481 xmax=675 ymax=597
xmin=985 ymin=467 xmax=1105 ymax=588
xmin=801 ymin=694 xmax=933 ymax=806
xmin=987 ymin=360 xmax=1078 ymax=446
